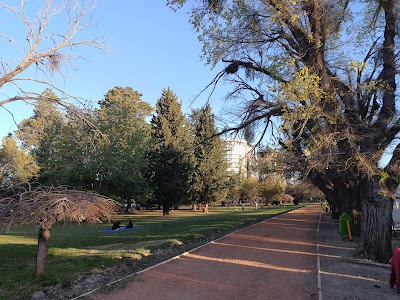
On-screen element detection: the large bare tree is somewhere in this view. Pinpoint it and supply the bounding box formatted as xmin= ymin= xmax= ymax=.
xmin=0 ymin=0 xmax=108 ymax=121
xmin=170 ymin=0 xmax=400 ymax=262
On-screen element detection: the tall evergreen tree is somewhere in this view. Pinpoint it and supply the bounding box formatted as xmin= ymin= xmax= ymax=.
xmin=150 ymin=88 xmax=194 ymax=215
xmin=190 ymin=104 xmax=227 ymax=212
xmin=93 ymin=86 xmax=153 ymax=202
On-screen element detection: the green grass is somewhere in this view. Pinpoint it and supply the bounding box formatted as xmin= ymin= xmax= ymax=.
xmin=0 ymin=205 xmax=300 ymax=300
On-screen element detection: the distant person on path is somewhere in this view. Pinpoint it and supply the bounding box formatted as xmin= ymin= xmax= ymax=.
xmin=254 ymin=201 xmax=258 ymax=209
xmin=242 ymin=202 xmax=245 ymax=211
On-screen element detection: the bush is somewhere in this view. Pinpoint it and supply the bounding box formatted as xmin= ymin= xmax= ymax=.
xmin=293 ymin=199 xmax=299 ymax=205
xmin=271 ymin=193 xmax=294 ymax=204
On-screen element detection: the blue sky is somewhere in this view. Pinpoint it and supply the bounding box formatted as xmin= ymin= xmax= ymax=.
xmin=0 ymin=1 xmax=228 ymax=139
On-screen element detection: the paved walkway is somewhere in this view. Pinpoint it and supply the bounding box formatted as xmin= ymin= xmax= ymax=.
xmin=87 ymin=205 xmax=322 ymax=300
xmin=84 ymin=204 xmax=395 ymax=300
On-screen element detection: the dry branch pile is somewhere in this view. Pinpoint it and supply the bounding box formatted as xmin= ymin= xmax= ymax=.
xmin=0 ymin=183 xmax=121 ymax=231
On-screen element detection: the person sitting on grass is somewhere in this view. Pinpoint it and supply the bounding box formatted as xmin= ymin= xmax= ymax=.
xmin=111 ymin=221 xmax=121 ymax=230
xmin=126 ymin=220 xmax=133 ymax=228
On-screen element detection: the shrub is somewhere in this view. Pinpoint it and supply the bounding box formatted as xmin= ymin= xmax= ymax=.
xmin=271 ymin=193 xmax=294 ymax=204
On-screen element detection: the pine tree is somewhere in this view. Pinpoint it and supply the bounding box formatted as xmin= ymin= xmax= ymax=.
xmin=190 ymin=104 xmax=227 ymax=212
xmin=150 ymin=88 xmax=194 ymax=215
xmin=93 ymin=86 xmax=153 ymax=202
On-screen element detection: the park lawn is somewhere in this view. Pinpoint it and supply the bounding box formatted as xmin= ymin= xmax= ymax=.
xmin=0 ymin=205 xmax=300 ymax=300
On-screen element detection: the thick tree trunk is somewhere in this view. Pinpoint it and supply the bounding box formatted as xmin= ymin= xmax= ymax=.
xmin=35 ymin=228 xmax=51 ymax=277
xmin=312 ymin=171 xmax=361 ymax=219
xmin=192 ymin=202 xmax=198 ymax=211
xmin=203 ymin=203 xmax=209 ymax=213
xmin=312 ymin=171 xmax=393 ymax=262
xmin=356 ymin=181 xmax=393 ymax=263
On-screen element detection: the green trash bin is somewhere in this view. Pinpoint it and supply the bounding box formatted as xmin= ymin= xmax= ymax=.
xmin=339 ymin=213 xmax=352 ymax=237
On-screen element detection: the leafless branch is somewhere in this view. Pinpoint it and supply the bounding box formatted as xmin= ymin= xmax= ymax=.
xmin=0 ymin=0 xmax=110 ymax=114
xmin=0 ymin=183 xmax=121 ymax=232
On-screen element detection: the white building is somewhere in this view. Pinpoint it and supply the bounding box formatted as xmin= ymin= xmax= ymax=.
xmin=223 ymin=138 xmax=255 ymax=177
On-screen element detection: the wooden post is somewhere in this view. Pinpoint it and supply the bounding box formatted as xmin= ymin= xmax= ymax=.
xmin=346 ymin=220 xmax=352 ymax=241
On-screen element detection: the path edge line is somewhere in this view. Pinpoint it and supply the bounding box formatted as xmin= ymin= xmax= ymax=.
xmin=317 ymin=211 xmax=323 ymax=300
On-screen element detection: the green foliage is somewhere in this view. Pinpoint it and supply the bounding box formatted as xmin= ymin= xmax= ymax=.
xmin=259 ymin=174 xmax=286 ymax=204
xmin=189 ymin=104 xmax=228 ymax=205
xmin=17 ymin=87 xmax=154 ymax=203
xmin=225 ymin=172 xmax=244 ymax=202
xmin=286 ymin=180 xmax=324 ymax=202
xmin=0 ymin=135 xmax=39 ymax=185
xmin=256 ymin=147 xmax=288 ymax=177
xmin=241 ymin=176 xmax=259 ymax=201
xmin=277 ymin=67 xmax=337 ymax=143
xmin=150 ymin=88 xmax=195 ymax=213
xmin=378 ymin=172 xmax=389 ymax=185
xmin=17 ymin=90 xmax=82 ymax=185
xmin=271 ymin=193 xmax=294 ymax=204
xmin=92 ymin=87 xmax=154 ymax=201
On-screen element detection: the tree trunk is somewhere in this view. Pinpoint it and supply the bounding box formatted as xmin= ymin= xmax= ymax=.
xmin=312 ymin=171 xmax=393 ymax=262
xmin=356 ymin=180 xmax=393 ymax=263
xmin=192 ymin=202 xmax=197 ymax=211
xmin=35 ymin=228 xmax=51 ymax=277
xmin=203 ymin=203 xmax=209 ymax=213
xmin=311 ymin=171 xmax=361 ymax=219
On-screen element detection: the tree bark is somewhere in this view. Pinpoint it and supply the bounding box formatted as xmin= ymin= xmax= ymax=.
xmin=356 ymin=180 xmax=393 ymax=263
xmin=203 ymin=203 xmax=209 ymax=213
xmin=311 ymin=170 xmax=361 ymax=219
xmin=35 ymin=228 xmax=51 ymax=277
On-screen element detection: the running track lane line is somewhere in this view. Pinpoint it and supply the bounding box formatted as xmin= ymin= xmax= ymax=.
xmin=317 ymin=211 xmax=323 ymax=300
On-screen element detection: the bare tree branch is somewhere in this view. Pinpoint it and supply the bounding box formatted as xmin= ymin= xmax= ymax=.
xmin=0 ymin=183 xmax=121 ymax=232
xmin=0 ymin=0 xmax=110 ymax=115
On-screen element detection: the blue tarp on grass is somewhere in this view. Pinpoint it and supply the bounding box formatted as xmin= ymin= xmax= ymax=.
xmin=99 ymin=225 xmax=143 ymax=233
